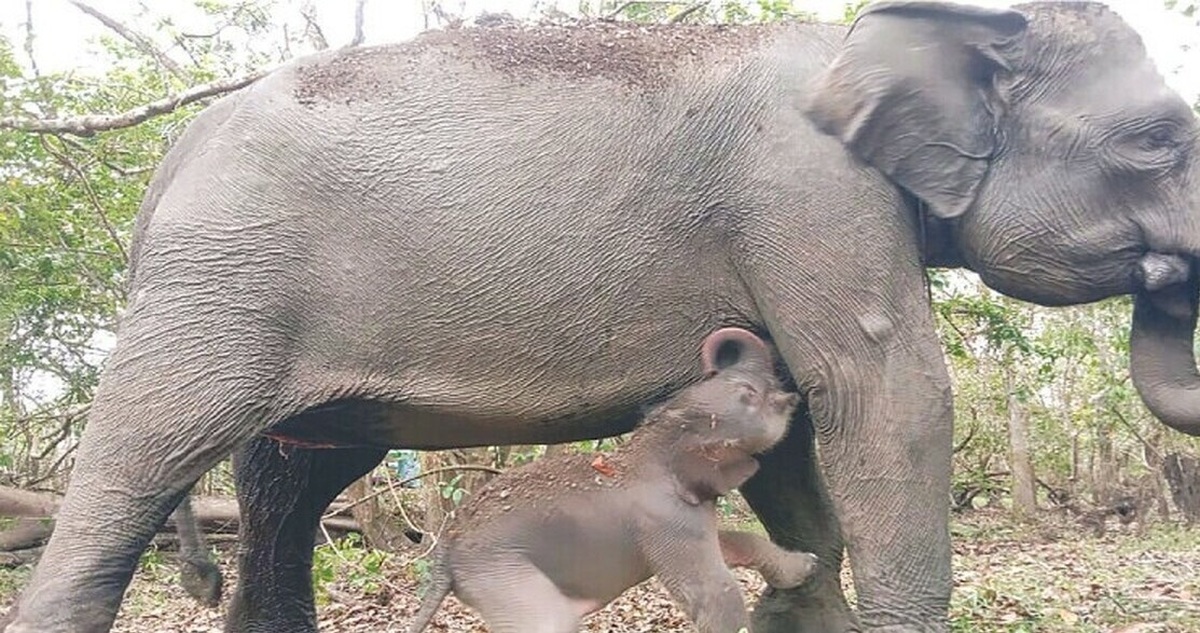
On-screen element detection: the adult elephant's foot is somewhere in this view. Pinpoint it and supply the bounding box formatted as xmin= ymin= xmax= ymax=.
xmin=750 ymin=570 xmax=860 ymax=633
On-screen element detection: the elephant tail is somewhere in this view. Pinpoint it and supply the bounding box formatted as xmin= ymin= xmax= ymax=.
xmin=405 ymin=545 xmax=453 ymax=633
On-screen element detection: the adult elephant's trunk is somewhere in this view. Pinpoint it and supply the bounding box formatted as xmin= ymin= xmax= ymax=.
xmin=1130 ymin=263 xmax=1200 ymax=436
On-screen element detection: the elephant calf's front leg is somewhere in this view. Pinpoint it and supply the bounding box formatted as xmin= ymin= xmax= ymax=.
xmin=654 ymin=549 xmax=752 ymax=633
xmin=719 ymin=530 xmax=819 ymax=589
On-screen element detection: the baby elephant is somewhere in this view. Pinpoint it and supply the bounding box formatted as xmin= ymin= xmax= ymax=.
xmin=405 ymin=327 xmax=817 ymax=633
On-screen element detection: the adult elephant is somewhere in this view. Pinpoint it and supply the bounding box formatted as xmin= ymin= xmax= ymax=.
xmin=7 ymin=2 xmax=1200 ymax=632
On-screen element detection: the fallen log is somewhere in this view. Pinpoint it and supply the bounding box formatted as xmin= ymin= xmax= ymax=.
xmin=0 ymin=486 xmax=59 ymax=518
xmin=0 ymin=486 xmax=362 ymax=549
xmin=0 ymin=518 xmax=53 ymax=552
xmin=0 ymin=546 xmax=41 ymax=569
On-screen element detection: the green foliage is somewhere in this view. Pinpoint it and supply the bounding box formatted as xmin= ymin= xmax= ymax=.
xmin=934 ymin=269 xmax=1184 ymax=510
xmin=0 ymin=566 xmax=31 ymax=600
xmin=408 ymin=556 xmax=434 ymax=586
xmin=438 ymin=473 xmax=468 ymax=506
xmin=0 ymin=31 xmax=176 ymax=483
xmin=311 ymin=532 xmax=391 ymax=604
xmin=568 ymin=435 xmax=626 ymax=454
xmin=0 ymin=0 xmax=316 ymax=488
xmin=1167 ymin=0 xmax=1199 ymax=19
xmin=841 ymin=0 xmax=869 ymax=23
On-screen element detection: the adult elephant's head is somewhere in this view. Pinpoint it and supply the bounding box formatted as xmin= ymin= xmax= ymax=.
xmin=806 ymin=1 xmax=1200 ymax=435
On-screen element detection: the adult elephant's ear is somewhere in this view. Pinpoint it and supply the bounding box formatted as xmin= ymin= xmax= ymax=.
xmin=805 ymin=1 xmax=1027 ymax=219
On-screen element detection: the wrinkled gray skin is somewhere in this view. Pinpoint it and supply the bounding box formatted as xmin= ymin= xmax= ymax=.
xmin=406 ymin=327 xmax=815 ymax=633
xmin=8 ymin=2 xmax=1200 ymax=632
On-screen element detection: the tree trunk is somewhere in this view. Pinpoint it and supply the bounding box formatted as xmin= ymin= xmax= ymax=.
xmin=1140 ymin=429 xmax=1171 ymax=520
xmin=343 ymin=474 xmax=415 ymax=552
xmin=1093 ymin=424 xmax=1118 ymax=505
xmin=0 ymin=485 xmax=59 ymax=517
xmin=0 ymin=518 xmax=53 ymax=551
xmin=1070 ymin=432 xmax=1080 ymax=483
xmin=1004 ymin=364 xmax=1036 ymax=516
xmin=1164 ymin=452 xmax=1200 ymax=524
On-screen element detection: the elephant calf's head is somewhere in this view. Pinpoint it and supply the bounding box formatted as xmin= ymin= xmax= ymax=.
xmin=632 ymin=327 xmax=799 ymax=505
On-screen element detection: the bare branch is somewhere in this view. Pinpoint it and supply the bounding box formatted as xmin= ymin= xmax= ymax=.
xmin=300 ymin=2 xmax=330 ymax=51
xmin=39 ymin=136 xmax=129 ymax=262
xmin=58 ymin=136 xmax=154 ymax=177
xmin=22 ymin=0 xmax=42 ymax=81
xmin=604 ymin=1 xmax=638 ymax=19
xmin=22 ymin=0 xmax=60 ymax=113
xmin=952 ymin=406 xmax=978 ymax=454
xmin=0 ymin=71 xmax=266 ymax=137
xmin=321 ymin=464 xmax=503 ymax=521
xmin=429 ymin=1 xmax=464 ymax=28
xmin=67 ymin=0 xmax=187 ymax=81
xmin=348 ymin=0 xmax=367 ymax=47
xmin=668 ymin=1 xmax=707 ymax=23
xmin=1 ymin=242 xmax=120 ymax=259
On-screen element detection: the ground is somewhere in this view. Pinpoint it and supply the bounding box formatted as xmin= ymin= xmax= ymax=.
xmin=1 ymin=509 xmax=1199 ymax=632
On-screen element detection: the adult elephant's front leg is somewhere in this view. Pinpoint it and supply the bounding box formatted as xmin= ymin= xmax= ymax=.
xmin=777 ymin=326 xmax=953 ymax=632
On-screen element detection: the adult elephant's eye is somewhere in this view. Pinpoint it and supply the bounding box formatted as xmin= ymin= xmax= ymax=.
xmin=1142 ymin=122 xmax=1183 ymax=152
xmin=1109 ymin=120 xmax=1188 ymax=174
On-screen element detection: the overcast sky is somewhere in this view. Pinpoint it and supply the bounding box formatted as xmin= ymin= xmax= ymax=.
xmin=2 ymin=1 xmax=1199 ymax=102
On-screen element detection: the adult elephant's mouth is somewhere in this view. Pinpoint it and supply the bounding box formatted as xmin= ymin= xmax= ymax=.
xmin=1130 ymin=252 xmax=1200 ymax=437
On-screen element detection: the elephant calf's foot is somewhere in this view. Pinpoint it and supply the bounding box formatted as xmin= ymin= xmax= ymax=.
xmin=760 ymin=552 xmax=820 ymax=589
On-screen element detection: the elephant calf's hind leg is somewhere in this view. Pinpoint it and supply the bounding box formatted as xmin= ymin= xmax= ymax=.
xmin=455 ymin=567 xmax=584 ymax=633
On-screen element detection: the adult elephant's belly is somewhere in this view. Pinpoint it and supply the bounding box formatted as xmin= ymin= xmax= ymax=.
xmin=263 ymin=380 xmax=685 ymax=450
xmin=259 ymin=224 xmax=752 ymax=450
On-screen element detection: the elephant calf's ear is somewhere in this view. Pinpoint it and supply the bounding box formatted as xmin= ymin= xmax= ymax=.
xmin=805 ymin=1 xmax=1027 ymax=219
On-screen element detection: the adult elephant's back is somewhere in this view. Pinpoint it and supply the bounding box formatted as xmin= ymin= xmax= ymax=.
xmin=120 ymin=22 xmax=848 ymax=449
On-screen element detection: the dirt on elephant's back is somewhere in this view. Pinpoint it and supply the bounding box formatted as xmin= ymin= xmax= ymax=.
xmin=293 ymin=19 xmax=783 ymax=106
xmin=448 ymin=452 xmax=631 ymax=535
xmin=431 ymin=20 xmax=776 ymax=88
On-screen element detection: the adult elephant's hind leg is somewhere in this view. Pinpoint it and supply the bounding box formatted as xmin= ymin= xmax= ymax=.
xmin=225 ymin=438 xmax=386 ymax=633
xmin=741 ymin=406 xmax=859 ymax=633
xmin=3 ymin=334 xmax=271 ymax=633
